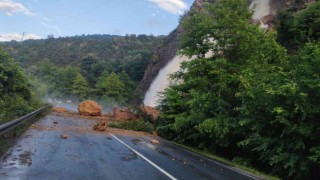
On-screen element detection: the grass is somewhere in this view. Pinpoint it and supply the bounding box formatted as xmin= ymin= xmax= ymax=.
xmin=174 ymin=143 xmax=280 ymax=180
xmin=108 ymin=119 xmax=153 ymax=133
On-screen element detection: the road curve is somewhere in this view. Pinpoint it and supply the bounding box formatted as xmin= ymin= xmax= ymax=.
xmin=0 ymin=113 xmax=262 ymax=180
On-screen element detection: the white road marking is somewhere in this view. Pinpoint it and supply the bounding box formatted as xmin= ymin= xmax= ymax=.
xmin=109 ymin=133 xmax=178 ymax=180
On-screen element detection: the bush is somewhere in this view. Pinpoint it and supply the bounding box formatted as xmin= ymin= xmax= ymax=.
xmin=109 ymin=119 xmax=153 ymax=133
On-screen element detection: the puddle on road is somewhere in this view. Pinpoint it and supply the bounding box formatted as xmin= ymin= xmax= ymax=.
xmin=131 ymin=138 xmax=141 ymax=145
xmin=0 ymin=172 xmax=8 ymax=176
xmin=19 ymin=151 xmax=32 ymax=166
xmin=120 ymin=152 xmax=138 ymax=161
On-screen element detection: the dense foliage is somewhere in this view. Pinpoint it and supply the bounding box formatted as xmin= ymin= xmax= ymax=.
xmin=1 ymin=34 xmax=164 ymax=105
xmin=0 ymin=48 xmax=41 ymax=124
xmin=157 ymin=0 xmax=320 ymax=179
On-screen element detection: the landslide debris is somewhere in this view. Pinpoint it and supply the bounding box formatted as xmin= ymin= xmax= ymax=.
xmin=52 ymin=107 xmax=68 ymax=113
xmin=93 ymin=122 xmax=108 ymax=131
xmin=150 ymin=139 xmax=159 ymax=144
xmin=140 ymin=106 xmax=159 ymax=123
xmin=111 ymin=107 xmax=138 ymax=121
xmin=78 ymin=100 xmax=102 ymax=116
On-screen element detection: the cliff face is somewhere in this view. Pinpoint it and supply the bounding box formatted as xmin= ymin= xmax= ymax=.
xmin=136 ymin=0 xmax=315 ymax=105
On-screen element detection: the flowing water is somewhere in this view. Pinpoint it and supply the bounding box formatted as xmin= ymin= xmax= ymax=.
xmin=143 ymin=0 xmax=271 ymax=107
xmin=143 ymin=55 xmax=189 ymax=107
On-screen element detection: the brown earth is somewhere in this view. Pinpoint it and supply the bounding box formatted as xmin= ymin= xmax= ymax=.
xmin=78 ymin=100 xmax=102 ymax=116
xmin=52 ymin=107 xmax=68 ymax=113
xmin=111 ymin=108 xmax=138 ymax=121
xmin=140 ymin=106 xmax=159 ymax=123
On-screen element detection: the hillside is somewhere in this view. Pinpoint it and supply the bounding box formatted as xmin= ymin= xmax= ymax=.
xmin=0 ymin=34 xmax=164 ymax=105
xmin=1 ymin=34 xmax=164 ymax=69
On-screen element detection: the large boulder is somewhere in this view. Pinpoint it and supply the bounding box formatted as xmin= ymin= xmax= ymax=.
xmin=78 ymin=100 xmax=102 ymax=116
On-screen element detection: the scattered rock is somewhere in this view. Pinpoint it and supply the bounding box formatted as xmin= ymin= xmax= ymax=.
xmin=140 ymin=106 xmax=159 ymax=123
xmin=93 ymin=122 xmax=108 ymax=131
xmin=150 ymin=139 xmax=159 ymax=144
xmin=60 ymin=134 xmax=68 ymax=139
xmin=52 ymin=107 xmax=68 ymax=113
xmin=111 ymin=108 xmax=138 ymax=121
xmin=53 ymin=121 xmax=58 ymax=125
xmin=78 ymin=100 xmax=102 ymax=116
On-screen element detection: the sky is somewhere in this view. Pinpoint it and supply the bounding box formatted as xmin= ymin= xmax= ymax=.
xmin=0 ymin=0 xmax=194 ymax=41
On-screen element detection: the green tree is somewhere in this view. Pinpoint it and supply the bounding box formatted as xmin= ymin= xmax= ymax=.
xmin=72 ymin=73 xmax=89 ymax=100
xmin=276 ymin=1 xmax=320 ymax=49
xmin=96 ymin=72 xmax=126 ymax=105
xmin=0 ymin=48 xmax=37 ymax=122
xmin=158 ymin=0 xmax=320 ymax=178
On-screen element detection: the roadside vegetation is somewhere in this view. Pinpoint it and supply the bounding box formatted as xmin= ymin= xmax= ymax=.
xmin=109 ymin=120 xmax=153 ymax=133
xmin=157 ymin=0 xmax=320 ymax=179
xmin=0 ymin=48 xmax=43 ymax=124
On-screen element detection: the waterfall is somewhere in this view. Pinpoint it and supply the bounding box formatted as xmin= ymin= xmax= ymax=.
xmin=143 ymin=0 xmax=271 ymax=107
xmin=143 ymin=55 xmax=189 ymax=107
xmin=250 ymin=0 xmax=271 ymax=29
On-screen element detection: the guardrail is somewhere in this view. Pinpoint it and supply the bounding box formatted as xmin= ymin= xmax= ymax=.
xmin=0 ymin=105 xmax=51 ymax=136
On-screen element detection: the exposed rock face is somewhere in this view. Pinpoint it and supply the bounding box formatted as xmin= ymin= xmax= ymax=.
xmin=52 ymin=107 xmax=67 ymax=113
xmin=111 ymin=108 xmax=138 ymax=121
xmin=140 ymin=106 xmax=160 ymax=123
xmin=78 ymin=100 xmax=102 ymax=116
xmin=261 ymin=15 xmax=275 ymax=24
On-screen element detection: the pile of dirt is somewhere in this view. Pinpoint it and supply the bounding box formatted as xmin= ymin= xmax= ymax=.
xmin=93 ymin=122 xmax=108 ymax=131
xmin=140 ymin=106 xmax=159 ymax=123
xmin=111 ymin=108 xmax=138 ymax=121
xmin=52 ymin=107 xmax=68 ymax=113
xmin=78 ymin=100 xmax=102 ymax=116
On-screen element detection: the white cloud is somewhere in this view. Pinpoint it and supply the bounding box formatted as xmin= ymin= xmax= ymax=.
xmin=0 ymin=0 xmax=35 ymax=16
xmin=0 ymin=33 xmax=41 ymax=42
xmin=148 ymin=0 xmax=188 ymax=15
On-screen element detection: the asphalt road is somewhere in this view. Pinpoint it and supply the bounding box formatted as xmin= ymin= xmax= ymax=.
xmin=0 ymin=113 xmax=262 ymax=180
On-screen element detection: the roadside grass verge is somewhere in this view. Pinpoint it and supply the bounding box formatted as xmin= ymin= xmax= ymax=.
xmin=174 ymin=143 xmax=280 ymax=180
xmin=108 ymin=119 xmax=153 ymax=133
xmin=0 ymin=108 xmax=50 ymax=158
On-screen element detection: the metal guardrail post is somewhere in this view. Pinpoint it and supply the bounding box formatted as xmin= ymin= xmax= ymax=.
xmin=0 ymin=105 xmax=51 ymax=136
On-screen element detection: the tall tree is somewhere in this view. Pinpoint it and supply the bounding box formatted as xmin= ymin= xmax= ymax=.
xmin=96 ymin=72 xmax=126 ymax=105
xmin=72 ymin=73 xmax=89 ymax=100
xmin=0 ymin=48 xmax=36 ymax=122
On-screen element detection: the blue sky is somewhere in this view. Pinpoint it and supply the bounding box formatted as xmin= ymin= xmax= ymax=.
xmin=0 ymin=0 xmax=194 ymax=41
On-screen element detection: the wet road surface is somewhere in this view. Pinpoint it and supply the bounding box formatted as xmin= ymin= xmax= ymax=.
xmin=0 ymin=113 xmax=262 ymax=180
